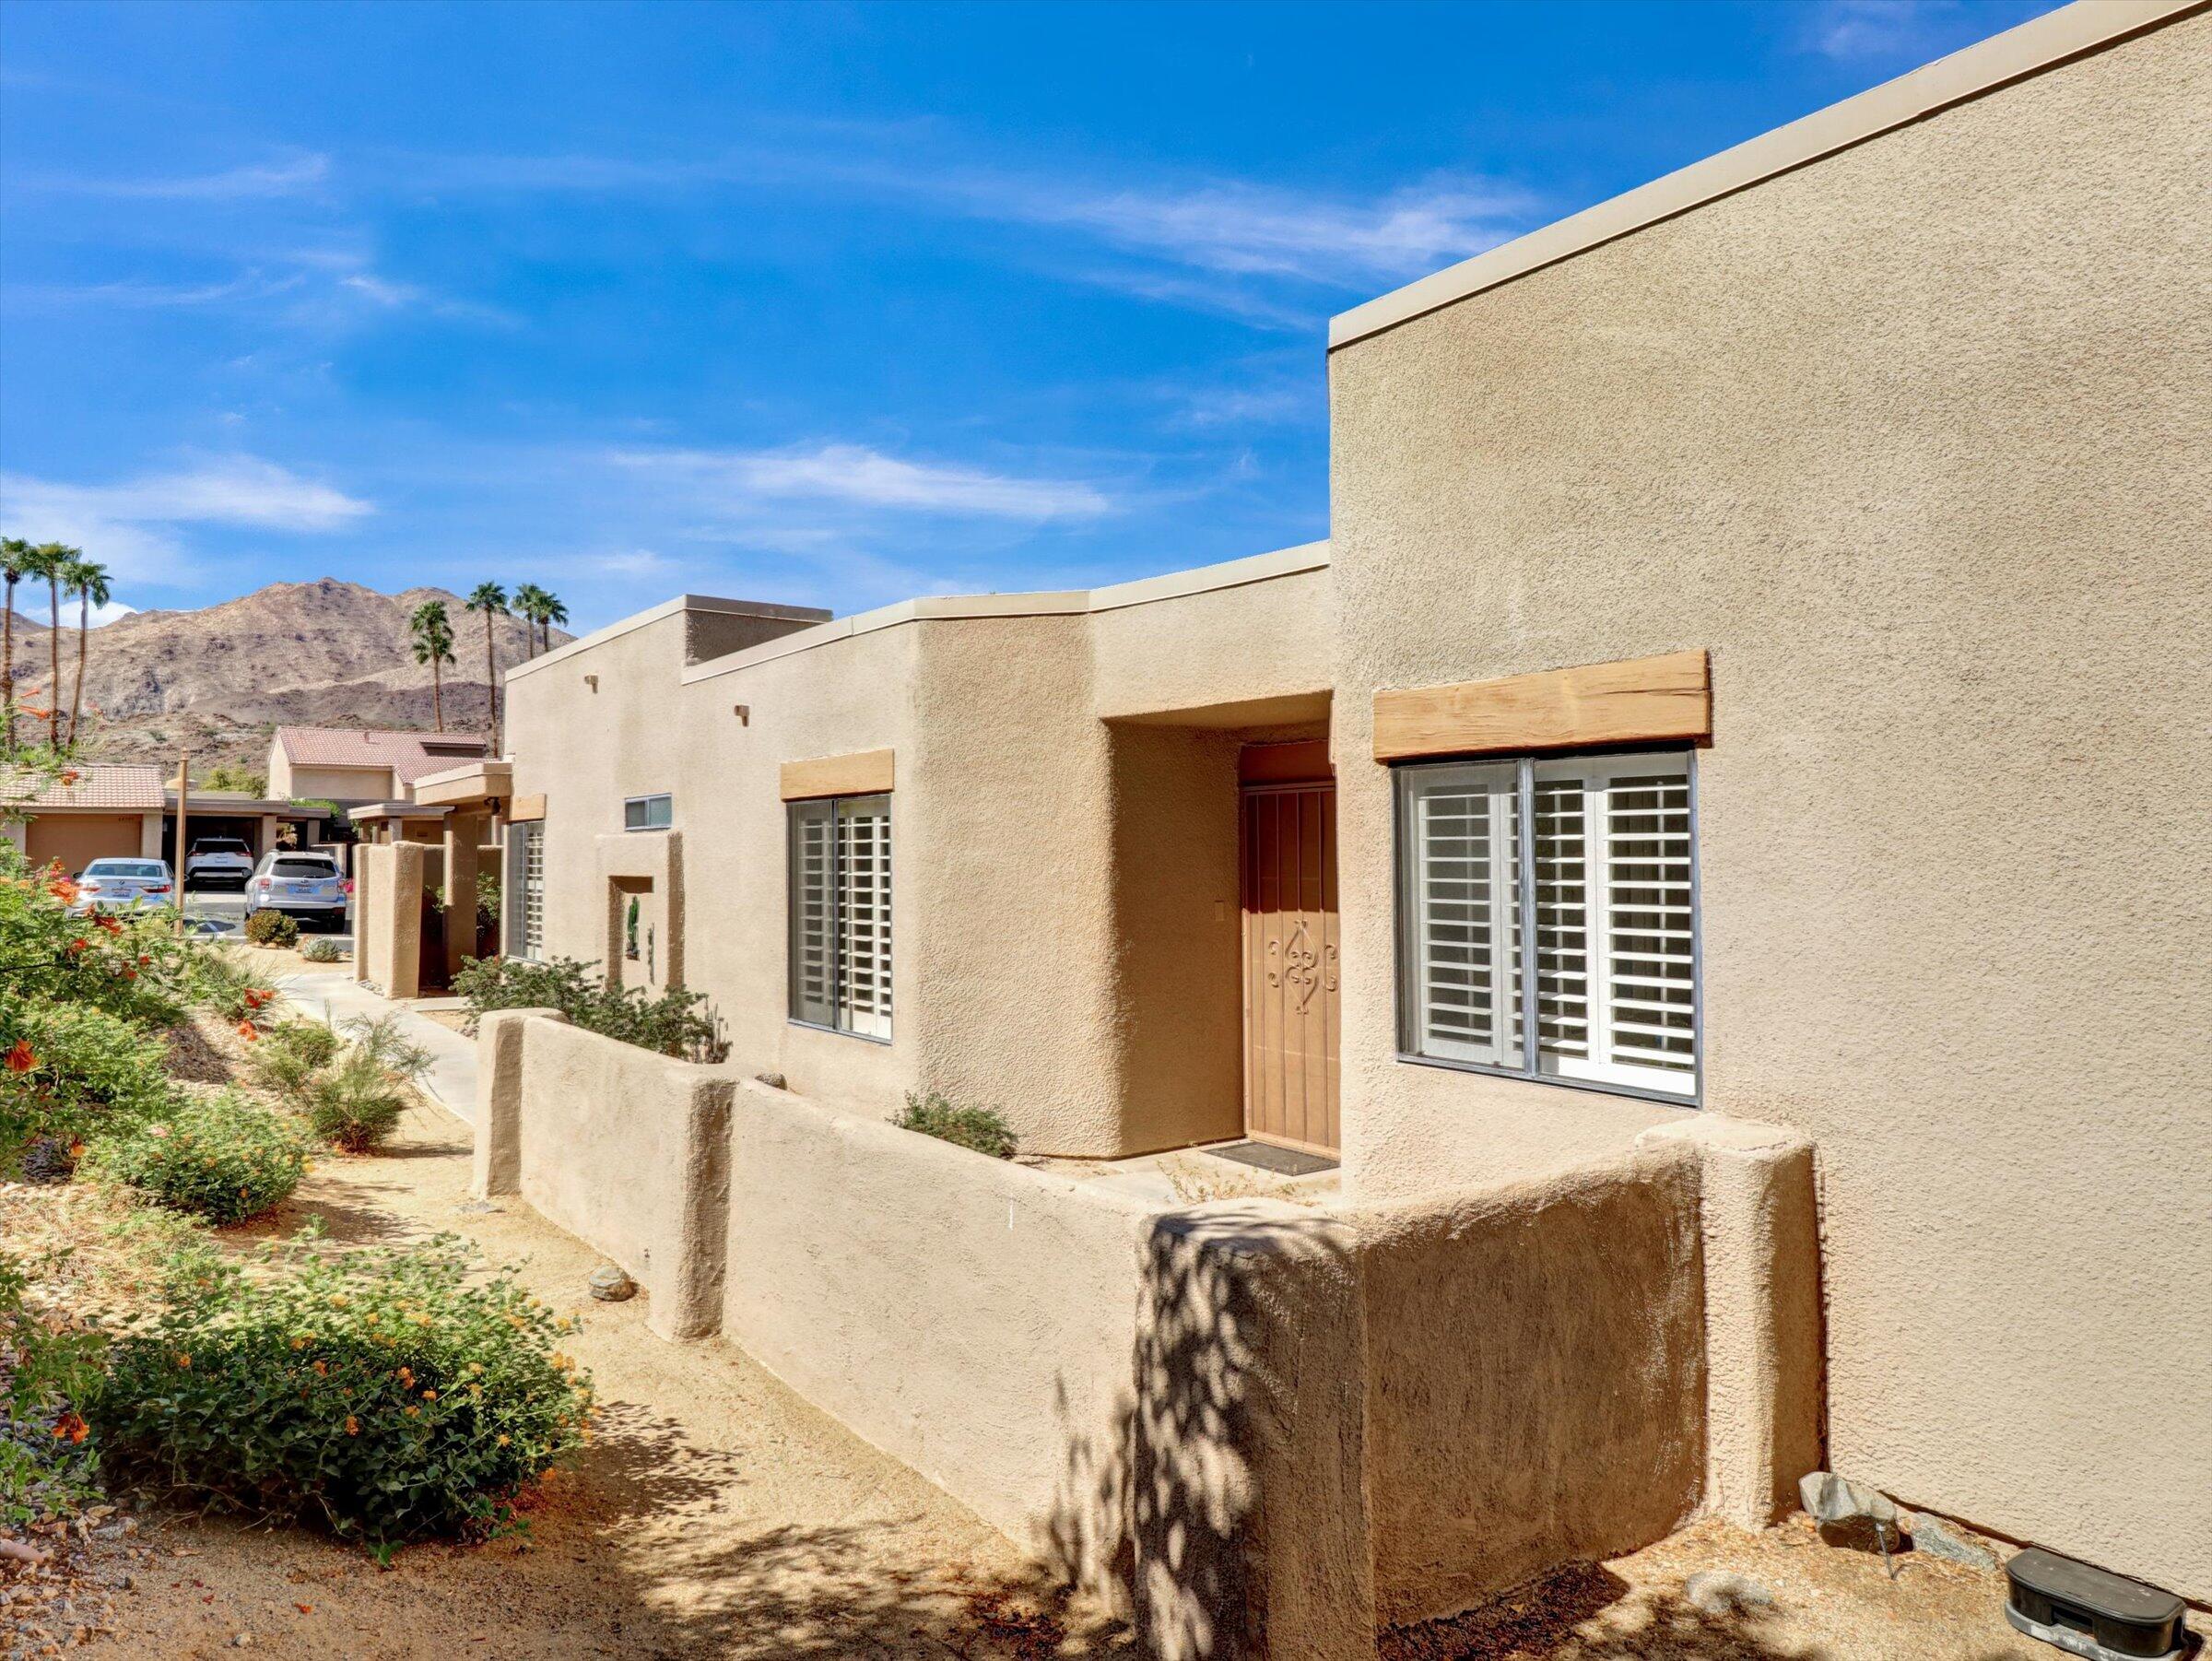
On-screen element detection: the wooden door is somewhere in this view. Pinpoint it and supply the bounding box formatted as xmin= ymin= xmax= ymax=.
xmin=1241 ymin=783 xmax=1340 ymax=1154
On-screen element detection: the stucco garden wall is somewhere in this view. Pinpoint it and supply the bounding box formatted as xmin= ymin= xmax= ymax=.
xmin=1326 ymin=9 xmax=2212 ymax=1596
xmin=476 ymin=1010 xmax=1814 ymax=1654
xmin=722 ymin=1078 xmax=1157 ymax=1594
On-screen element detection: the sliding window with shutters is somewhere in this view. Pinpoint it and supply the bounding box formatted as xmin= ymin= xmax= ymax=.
xmin=500 ymin=822 xmax=547 ymax=962
xmin=1396 ymin=750 xmax=1698 ymax=1101
xmin=787 ymin=793 xmax=893 ymax=1041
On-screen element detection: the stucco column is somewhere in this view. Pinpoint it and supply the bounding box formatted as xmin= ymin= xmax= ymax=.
xmin=139 ymin=813 xmax=164 ymax=858
xmin=257 ymin=812 xmax=279 ymax=856
xmin=442 ymin=808 xmax=483 ymax=983
xmin=1639 ymin=1117 xmax=1824 ymax=1528
xmin=472 ymin=1007 xmax=565 ymax=1199
xmin=351 ymin=846 xmax=372 ymax=986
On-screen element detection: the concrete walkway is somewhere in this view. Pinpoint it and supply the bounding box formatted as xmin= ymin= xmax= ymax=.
xmin=274 ymin=970 xmax=478 ymax=1125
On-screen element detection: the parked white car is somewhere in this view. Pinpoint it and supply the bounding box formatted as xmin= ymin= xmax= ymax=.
xmin=245 ymin=850 xmax=348 ymax=930
xmin=67 ymin=857 xmax=175 ymax=913
xmin=182 ymin=836 xmax=256 ymax=890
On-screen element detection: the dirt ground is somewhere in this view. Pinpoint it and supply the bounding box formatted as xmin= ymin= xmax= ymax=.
xmin=7 ymin=1006 xmax=2142 ymax=1660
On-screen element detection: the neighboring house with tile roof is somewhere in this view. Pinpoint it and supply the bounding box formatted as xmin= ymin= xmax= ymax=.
xmin=2 ymin=761 xmax=167 ymax=871
xmin=267 ymin=726 xmax=489 ymax=805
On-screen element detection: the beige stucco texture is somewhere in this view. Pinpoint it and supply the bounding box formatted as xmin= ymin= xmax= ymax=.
xmin=477 ymin=1012 xmax=1817 ymax=1655
xmin=502 ymin=550 xmax=1334 ymax=1160
xmin=1327 ymin=11 xmax=2211 ymax=1596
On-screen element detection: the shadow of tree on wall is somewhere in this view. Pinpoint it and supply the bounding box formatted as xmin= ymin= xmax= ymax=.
xmin=1381 ymin=1563 xmax=1826 ymax=1661
xmin=1040 ymin=1202 xmax=1361 ymax=1660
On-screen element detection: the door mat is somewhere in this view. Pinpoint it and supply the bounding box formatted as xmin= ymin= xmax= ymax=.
xmin=1206 ymin=1140 xmax=1338 ymax=1177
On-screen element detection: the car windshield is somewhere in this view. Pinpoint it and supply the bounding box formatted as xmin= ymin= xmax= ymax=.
xmin=86 ymin=862 xmax=166 ymax=878
xmin=270 ymin=858 xmax=336 ymax=877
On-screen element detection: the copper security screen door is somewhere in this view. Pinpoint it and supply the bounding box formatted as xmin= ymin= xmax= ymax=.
xmin=1241 ymin=779 xmax=1341 ymax=1154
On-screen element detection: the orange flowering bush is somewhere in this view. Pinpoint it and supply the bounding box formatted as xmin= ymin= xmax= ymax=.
xmin=89 ymin=1229 xmax=592 ymax=1549
xmin=87 ymin=1090 xmax=306 ymax=1224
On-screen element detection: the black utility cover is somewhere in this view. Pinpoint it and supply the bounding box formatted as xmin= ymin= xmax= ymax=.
xmin=2006 ymin=1548 xmax=2187 ymax=1661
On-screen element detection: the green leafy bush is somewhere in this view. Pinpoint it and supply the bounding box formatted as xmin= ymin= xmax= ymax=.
xmin=300 ymin=937 xmax=345 ymax=964
xmin=453 ymin=955 xmax=727 ymax=1063
xmin=0 ymin=1000 xmax=174 ymax=1171
xmin=247 ymin=1020 xmax=342 ymax=1100
xmin=892 ymin=1090 xmax=1018 ymax=1160
xmin=90 ymin=1091 xmax=306 ymax=1224
xmin=0 ymin=1252 xmax=108 ymax=1529
xmin=243 ymin=909 xmax=300 ymax=948
xmin=88 ymin=1230 xmax=593 ymax=1549
xmin=300 ymin=1053 xmax=408 ymax=1153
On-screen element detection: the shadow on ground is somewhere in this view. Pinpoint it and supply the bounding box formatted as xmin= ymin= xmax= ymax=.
xmin=1382 ymin=1563 xmax=1818 ymax=1661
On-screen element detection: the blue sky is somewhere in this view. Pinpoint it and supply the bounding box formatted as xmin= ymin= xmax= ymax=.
xmin=0 ymin=0 xmax=2059 ymax=633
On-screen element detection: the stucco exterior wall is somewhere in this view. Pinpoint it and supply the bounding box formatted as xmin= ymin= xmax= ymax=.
xmin=503 ymin=566 xmax=1333 ymax=1157
xmin=724 ymin=1080 xmax=1156 ymax=1591
xmin=508 ymin=1017 xmax=733 ymax=1339
xmin=277 ymin=763 xmax=391 ymax=802
xmin=1327 ymin=10 xmax=2211 ymax=1596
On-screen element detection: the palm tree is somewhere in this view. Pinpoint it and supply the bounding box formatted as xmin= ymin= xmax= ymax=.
xmin=408 ymin=599 xmax=457 ymax=732
xmin=465 ymin=582 xmax=508 ymax=752
xmin=27 ymin=543 xmax=74 ymax=748
xmin=538 ymin=592 xmax=569 ymax=655
xmin=511 ymin=583 xmax=549 ymax=660
xmin=62 ymin=554 xmax=111 ymax=748
xmin=0 ymin=537 xmax=29 ymax=757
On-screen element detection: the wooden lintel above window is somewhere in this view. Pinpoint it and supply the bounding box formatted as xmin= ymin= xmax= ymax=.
xmin=507 ymin=795 xmax=547 ymax=824
xmin=780 ymin=748 xmax=896 ymax=801
xmin=1372 ymin=649 xmax=1710 ymax=761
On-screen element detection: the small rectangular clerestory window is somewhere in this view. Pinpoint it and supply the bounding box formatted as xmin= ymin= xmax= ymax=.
xmin=1395 ymin=750 xmax=1699 ymax=1102
xmin=623 ymin=794 xmax=672 ymax=831
xmin=788 ymin=793 xmax=892 ymax=1042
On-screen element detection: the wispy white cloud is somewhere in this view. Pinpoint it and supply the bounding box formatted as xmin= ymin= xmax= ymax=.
xmin=612 ymin=442 xmax=1113 ymax=521
xmin=0 ymin=455 xmax=371 ymax=582
xmin=1801 ymin=0 xmax=1965 ymax=60
xmin=24 ymin=151 xmax=332 ymax=200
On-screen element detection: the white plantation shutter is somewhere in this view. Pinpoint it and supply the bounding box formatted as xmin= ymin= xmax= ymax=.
xmin=788 ymin=800 xmax=836 ymax=1028
xmin=788 ymin=794 xmax=892 ymax=1039
xmin=1399 ymin=750 xmax=1697 ymax=1100
xmin=833 ymin=795 xmax=892 ymax=1039
xmin=1399 ymin=762 xmax=1523 ymax=1066
xmin=522 ymin=823 xmax=546 ymax=961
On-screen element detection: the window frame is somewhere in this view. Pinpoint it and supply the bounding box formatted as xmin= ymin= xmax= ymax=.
xmin=1393 ymin=746 xmax=1702 ymax=1108
xmin=786 ymin=792 xmax=893 ymax=1045
xmin=622 ymin=794 xmax=672 ymax=831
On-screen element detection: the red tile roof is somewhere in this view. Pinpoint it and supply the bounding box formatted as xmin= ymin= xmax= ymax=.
xmin=5 ymin=762 xmax=166 ymax=811
xmin=273 ymin=726 xmax=488 ymax=785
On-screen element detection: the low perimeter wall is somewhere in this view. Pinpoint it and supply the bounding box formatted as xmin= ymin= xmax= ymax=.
xmin=476 ymin=1013 xmax=1819 ymax=1658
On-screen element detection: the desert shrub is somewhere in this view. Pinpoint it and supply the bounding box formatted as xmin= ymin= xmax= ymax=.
xmin=186 ymin=943 xmax=277 ymax=1030
xmin=300 ymin=1052 xmax=408 ymax=1153
xmin=0 ymin=1000 xmax=173 ymax=1170
xmin=243 ymin=909 xmax=300 ymax=948
xmin=339 ymin=1015 xmax=431 ymax=1083
xmin=0 ymin=1252 xmax=107 ymax=1529
xmin=89 ymin=1229 xmax=593 ymax=1549
xmin=0 ymin=844 xmax=192 ymax=1026
xmin=453 ymin=955 xmax=727 ymax=1063
xmin=300 ymin=937 xmax=345 ymax=963
xmin=89 ymin=1091 xmax=306 ymax=1225
xmin=247 ymin=1020 xmax=342 ymax=1100
xmin=892 ymin=1090 xmax=1018 ymax=1160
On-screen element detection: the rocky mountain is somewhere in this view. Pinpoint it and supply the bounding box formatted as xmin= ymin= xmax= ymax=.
xmin=2 ymin=580 xmax=571 ymax=772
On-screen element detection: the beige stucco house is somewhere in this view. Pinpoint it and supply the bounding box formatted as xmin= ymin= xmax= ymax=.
xmin=436 ymin=3 xmax=2209 ymax=1645
xmin=266 ymin=724 xmax=488 ymax=806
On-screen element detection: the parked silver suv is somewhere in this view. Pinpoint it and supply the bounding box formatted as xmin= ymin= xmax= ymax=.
xmin=245 ymin=850 xmax=348 ymax=931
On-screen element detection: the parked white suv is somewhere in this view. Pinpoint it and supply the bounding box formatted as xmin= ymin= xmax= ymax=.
xmin=245 ymin=850 xmax=348 ymax=930
xmin=182 ymin=836 xmax=256 ymax=890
